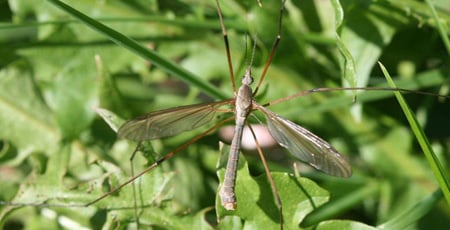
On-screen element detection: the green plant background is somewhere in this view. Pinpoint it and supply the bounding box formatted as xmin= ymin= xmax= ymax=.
xmin=1 ymin=0 xmax=449 ymax=229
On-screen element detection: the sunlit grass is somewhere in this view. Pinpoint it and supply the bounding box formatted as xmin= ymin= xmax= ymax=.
xmin=1 ymin=0 xmax=449 ymax=229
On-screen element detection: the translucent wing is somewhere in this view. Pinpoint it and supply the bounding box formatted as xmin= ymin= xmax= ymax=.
xmin=256 ymin=104 xmax=352 ymax=177
xmin=118 ymin=100 xmax=232 ymax=141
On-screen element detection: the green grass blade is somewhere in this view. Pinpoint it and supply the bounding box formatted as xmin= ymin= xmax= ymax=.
xmin=301 ymin=181 xmax=379 ymax=227
xmin=425 ymin=0 xmax=450 ymax=56
xmin=46 ymin=0 xmax=228 ymax=100
xmin=379 ymin=62 xmax=450 ymax=206
xmin=332 ymin=0 xmax=356 ymax=89
xmin=378 ymin=189 xmax=443 ymax=229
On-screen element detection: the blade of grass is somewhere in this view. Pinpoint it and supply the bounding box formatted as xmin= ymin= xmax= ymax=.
xmin=377 ymin=189 xmax=443 ymax=229
xmin=424 ymin=0 xmax=450 ymax=56
xmin=301 ymin=180 xmax=379 ymax=227
xmin=332 ymin=0 xmax=357 ymax=89
xmin=379 ymin=62 xmax=450 ymax=206
xmin=384 ymin=0 xmax=450 ymax=29
xmin=46 ymin=0 xmax=228 ymax=100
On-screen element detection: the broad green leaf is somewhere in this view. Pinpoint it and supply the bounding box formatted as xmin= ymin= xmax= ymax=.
xmin=0 ymin=62 xmax=59 ymax=152
xmin=2 ymin=0 xmax=450 ymax=229
xmin=216 ymin=144 xmax=342 ymax=230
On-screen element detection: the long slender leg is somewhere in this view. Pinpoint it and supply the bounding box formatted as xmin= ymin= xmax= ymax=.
xmin=247 ymin=123 xmax=283 ymax=229
xmin=262 ymin=86 xmax=450 ymax=108
xmin=129 ymin=142 xmax=142 ymax=229
xmin=216 ymin=0 xmax=237 ymax=94
xmin=253 ymin=0 xmax=286 ymax=96
xmin=85 ymin=117 xmax=234 ymax=207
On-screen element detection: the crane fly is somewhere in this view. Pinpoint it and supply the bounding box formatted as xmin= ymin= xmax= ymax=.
xmin=3 ymin=0 xmax=450 ymax=229
xmin=98 ymin=0 xmax=351 ymax=226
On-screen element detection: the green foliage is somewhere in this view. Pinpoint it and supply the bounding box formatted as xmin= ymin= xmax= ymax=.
xmin=1 ymin=0 xmax=449 ymax=229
